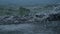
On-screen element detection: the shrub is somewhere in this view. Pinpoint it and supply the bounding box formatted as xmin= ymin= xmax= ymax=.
xmin=19 ymin=6 xmax=30 ymax=16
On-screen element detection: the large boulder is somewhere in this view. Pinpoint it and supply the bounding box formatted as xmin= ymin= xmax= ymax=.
xmin=46 ymin=13 xmax=60 ymax=21
xmin=35 ymin=12 xmax=60 ymax=21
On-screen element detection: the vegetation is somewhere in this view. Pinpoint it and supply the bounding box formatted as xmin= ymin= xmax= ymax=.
xmin=0 ymin=3 xmax=59 ymax=16
xmin=19 ymin=6 xmax=30 ymax=16
xmin=0 ymin=6 xmax=30 ymax=16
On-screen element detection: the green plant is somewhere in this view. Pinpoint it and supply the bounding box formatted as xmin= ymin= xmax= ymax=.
xmin=19 ymin=6 xmax=30 ymax=16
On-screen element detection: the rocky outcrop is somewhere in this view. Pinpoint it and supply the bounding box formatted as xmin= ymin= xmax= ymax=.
xmin=0 ymin=15 xmax=34 ymax=25
xmin=46 ymin=12 xmax=60 ymax=21
xmin=0 ymin=12 xmax=60 ymax=25
xmin=35 ymin=12 xmax=60 ymax=21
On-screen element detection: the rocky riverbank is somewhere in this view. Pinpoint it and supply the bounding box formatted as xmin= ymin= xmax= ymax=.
xmin=0 ymin=11 xmax=60 ymax=25
xmin=0 ymin=9 xmax=60 ymax=34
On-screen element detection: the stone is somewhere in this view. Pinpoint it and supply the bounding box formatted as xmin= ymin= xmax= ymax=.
xmin=46 ymin=13 xmax=60 ymax=21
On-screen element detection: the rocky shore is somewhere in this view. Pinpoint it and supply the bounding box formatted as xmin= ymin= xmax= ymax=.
xmin=0 ymin=12 xmax=60 ymax=34
xmin=0 ymin=11 xmax=60 ymax=25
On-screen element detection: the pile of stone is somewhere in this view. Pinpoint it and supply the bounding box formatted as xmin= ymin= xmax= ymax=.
xmin=0 ymin=11 xmax=60 ymax=25
xmin=0 ymin=15 xmax=35 ymax=25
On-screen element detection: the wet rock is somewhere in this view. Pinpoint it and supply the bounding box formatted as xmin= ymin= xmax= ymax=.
xmin=0 ymin=16 xmax=34 ymax=25
xmin=35 ymin=14 xmax=46 ymax=18
xmin=46 ymin=13 xmax=60 ymax=21
xmin=0 ymin=16 xmax=20 ymax=25
xmin=0 ymin=12 xmax=60 ymax=25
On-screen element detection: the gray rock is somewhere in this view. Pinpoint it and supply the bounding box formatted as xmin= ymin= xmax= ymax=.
xmin=46 ymin=13 xmax=60 ymax=21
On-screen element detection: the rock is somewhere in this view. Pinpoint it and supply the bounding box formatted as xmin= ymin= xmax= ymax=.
xmin=0 ymin=16 xmax=33 ymax=25
xmin=35 ymin=13 xmax=47 ymax=18
xmin=46 ymin=13 xmax=60 ymax=21
xmin=0 ymin=12 xmax=60 ymax=25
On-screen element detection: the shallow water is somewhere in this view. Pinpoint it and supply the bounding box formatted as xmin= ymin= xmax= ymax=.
xmin=0 ymin=21 xmax=60 ymax=34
